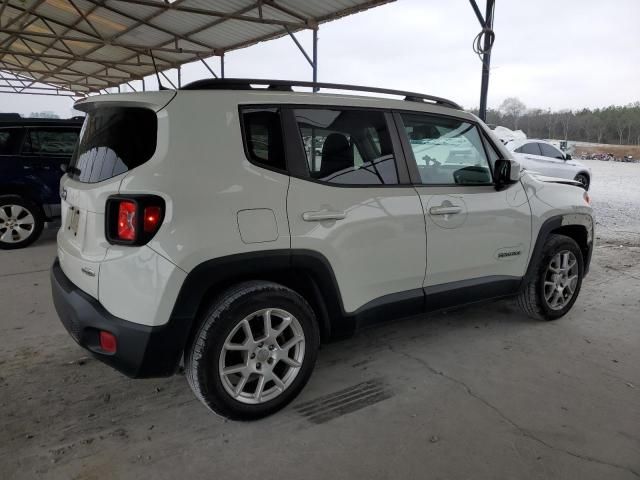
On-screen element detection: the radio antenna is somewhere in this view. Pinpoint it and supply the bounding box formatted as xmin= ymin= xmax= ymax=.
xmin=149 ymin=50 xmax=169 ymax=90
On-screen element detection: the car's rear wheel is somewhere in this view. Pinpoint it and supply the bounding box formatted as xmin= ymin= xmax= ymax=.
xmin=574 ymin=173 xmax=590 ymax=190
xmin=517 ymin=234 xmax=584 ymax=321
xmin=0 ymin=195 xmax=44 ymax=250
xmin=185 ymin=281 xmax=320 ymax=420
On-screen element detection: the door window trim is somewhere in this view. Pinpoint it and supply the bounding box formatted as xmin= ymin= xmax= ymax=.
xmin=392 ymin=111 xmax=499 ymax=187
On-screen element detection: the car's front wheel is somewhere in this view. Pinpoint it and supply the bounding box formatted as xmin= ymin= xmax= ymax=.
xmin=517 ymin=234 xmax=584 ymax=321
xmin=574 ymin=173 xmax=590 ymax=190
xmin=0 ymin=195 xmax=44 ymax=250
xmin=186 ymin=281 xmax=320 ymax=420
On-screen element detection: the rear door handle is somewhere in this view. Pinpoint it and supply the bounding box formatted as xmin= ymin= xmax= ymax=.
xmin=302 ymin=210 xmax=346 ymax=222
xmin=429 ymin=206 xmax=462 ymax=215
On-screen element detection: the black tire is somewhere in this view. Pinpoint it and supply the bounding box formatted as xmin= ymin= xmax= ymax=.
xmin=0 ymin=195 xmax=44 ymax=250
xmin=185 ymin=281 xmax=320 ymax=420
xmin=518 ymin=234 xmax=584 ymax=321
xmin=574 ymin=173 xmax=590 ymax=190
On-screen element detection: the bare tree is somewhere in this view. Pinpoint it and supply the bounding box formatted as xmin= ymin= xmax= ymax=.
xmin=544 ymin=109 xmax=555 ymax=139
xmin=499 ymin=97 xmax=526 ymax=129
xmin=558 ymin=110 xmax=573 ymax=141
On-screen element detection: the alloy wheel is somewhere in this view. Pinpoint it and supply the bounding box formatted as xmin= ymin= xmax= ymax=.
xmin=218 ymin=308 xmax=305 ymax=404
xmin=0 ymin=205 xmax=35 ymax=244
xmin=543 ymin=250 xmax=579 ymax=310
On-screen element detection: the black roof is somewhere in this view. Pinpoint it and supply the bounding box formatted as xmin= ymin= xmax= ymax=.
xmin=0 ymin=115 xmax=84 ymax=127
xmin=181 ymin=78 xmax=462 ymax=110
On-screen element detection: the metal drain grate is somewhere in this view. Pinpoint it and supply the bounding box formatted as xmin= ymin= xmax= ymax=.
xmin=295 ymin=378 xmax=393 ymax=424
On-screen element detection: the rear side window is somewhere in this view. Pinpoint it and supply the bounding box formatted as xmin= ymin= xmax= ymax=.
xmin=69 ymin=107 xmax=157 ymax=183
xmin=0 ymin=128 xmax=21 ymax=155
xmin=23 ymin=129 xmax=79 ymax=156
xmin=515 ymin=142 xmax=541 ymax=155
xmin=293 ymin=108 xmax=399 ymax=185
xmin=241 ymin=108 xmax=286 ymax=171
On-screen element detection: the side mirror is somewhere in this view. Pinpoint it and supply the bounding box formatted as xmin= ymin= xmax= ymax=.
xmin=565 ymin=153 xmax=572 ymax=160
xmin=494 ymin=159 xmax=520 ymax=190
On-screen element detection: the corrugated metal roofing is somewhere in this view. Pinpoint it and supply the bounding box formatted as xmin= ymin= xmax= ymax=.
xmin=0 ymin=0 xmax=393 ymax=96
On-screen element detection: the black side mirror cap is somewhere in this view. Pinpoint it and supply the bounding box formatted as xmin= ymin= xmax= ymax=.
xmin=565 ymin=154 xmax=572 ymax=160
xmin=494 ymin=159 xmax=520 ymax=190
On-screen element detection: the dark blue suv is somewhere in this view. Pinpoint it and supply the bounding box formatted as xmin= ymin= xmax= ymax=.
xmin=0 ymin=114 xmax=83 ymax=249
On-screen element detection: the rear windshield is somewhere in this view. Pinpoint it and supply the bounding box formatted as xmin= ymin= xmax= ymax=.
xmin=69 ymin=107 xmax=157 ymax=183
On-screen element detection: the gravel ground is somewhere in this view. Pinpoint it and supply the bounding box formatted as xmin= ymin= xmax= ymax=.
xmin=0 ymin=160 xmax=639 ymax=480
xmin=585 ymin=159 xmax=640 ymax=245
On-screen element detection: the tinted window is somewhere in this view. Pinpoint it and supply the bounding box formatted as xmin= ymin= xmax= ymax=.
xmin=241 ymin=108 xmax=285 ymax=171
xmin=539 ymin=143 xmax=563 ymax=159
xmin=69 ymin=107 xmax=157 ymax=183
xmin=0 ymin=129 xmax=17 ymax=154
xmin=294 ymin=108 xmax=398 ymax=185
xmin=516 ymin=142 xmax=541 ymax=155
xmin=23 ymin=128 xmax=78 ymax=156
xmin=401 ymin=113 xmax=492 ymax=185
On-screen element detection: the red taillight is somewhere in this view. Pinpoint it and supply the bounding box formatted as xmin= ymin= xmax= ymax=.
xmin=107 ymin=196 xmax=164 ymax=245
xmin=144 ymin=206 xmax=162 ymax=233
xmin=117 ymin=201 xmax=137 ymax=241
xmin=99 ymin=331 xmax=117 ymax=353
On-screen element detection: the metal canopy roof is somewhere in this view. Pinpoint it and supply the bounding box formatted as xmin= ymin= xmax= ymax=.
xmin=0 ymin=0 xmax=392 ymax=97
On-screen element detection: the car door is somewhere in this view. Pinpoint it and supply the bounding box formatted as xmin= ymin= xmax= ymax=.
xmin=394 ymin=112 xmax=531 ymax=308
xmin=0 ymin=127 xmax=25 ymax=185
xmin=516 ymin=141 xmax=564 ymax=177
xmin=285 ymin=107 xmax=427 ymax=316
xmin=20 ymin=127 xmax=79 ymax=213
xmin=514 ymin=141 xmax=545 ymax=173
xmin=538 ymin=142 xmax=571 ymax=179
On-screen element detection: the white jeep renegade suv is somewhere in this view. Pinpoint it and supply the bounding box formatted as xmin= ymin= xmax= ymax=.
xmin=51 ymin=79 xmax=594 ymax=419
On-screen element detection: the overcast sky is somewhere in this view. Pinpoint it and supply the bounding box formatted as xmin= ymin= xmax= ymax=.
xmin=1 ymin=0 xmax=639 ymax=117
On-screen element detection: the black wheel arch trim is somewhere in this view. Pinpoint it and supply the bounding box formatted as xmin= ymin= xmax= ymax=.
xmin=523 ymin=213 xmax=594 ymax=287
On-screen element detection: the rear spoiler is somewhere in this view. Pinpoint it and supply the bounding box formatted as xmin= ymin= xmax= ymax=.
xmin=74 ymin=91 xmax=177 ymax=113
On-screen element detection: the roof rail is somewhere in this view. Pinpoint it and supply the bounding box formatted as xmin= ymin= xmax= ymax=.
xmin=180 ymin=78 xmax=461 ymax=110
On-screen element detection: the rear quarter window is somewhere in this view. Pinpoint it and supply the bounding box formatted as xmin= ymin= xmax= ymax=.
xmin=69 ymin=107 xmax=157 ymax=183
xmin=0 ymin=128 xmax=21 ymax=155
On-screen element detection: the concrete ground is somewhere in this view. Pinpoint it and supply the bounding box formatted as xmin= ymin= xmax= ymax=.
xmin=1 ymin=160 xmax=639 ymax=480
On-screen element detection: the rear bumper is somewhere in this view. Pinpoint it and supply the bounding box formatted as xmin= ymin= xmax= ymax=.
xmin=51 ymin=258 xmax=185 ymax=378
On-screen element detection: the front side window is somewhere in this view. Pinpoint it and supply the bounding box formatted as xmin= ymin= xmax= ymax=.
xmin=400 ymin=113 xmax=493 ymax=185
xmin=23 ymin=129 xmax=79 ymax=156
xmin=539 ymin=143 xmax=563 ymax=159
xmin=293 ymin=108 xmax=398 ymax=185
xmin=241 ymin=108 xmax=286 ymax=171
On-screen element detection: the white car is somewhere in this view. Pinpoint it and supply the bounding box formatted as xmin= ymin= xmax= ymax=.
xmin=51 ymin=79 xmax=594 ymax=419
xmin=505 ymin=139 xmax=592 ymax=190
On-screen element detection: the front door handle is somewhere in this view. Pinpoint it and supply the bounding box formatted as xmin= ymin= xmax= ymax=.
xmin=429 ymin=206 xmax=462 ymax=215
xmin=302 ymin=210 xmax=346 ymax=222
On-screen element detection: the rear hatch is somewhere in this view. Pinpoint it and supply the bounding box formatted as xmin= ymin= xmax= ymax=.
xmin=58 ymin=92 xmax=174 ymax=298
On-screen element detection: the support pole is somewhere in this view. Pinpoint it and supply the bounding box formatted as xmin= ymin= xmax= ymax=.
xmin=220 ymin=54 xmax=225 ymax=78
xmin=312 ymin=28 xmax=318 ymax=92
xmin=178 ymin=66 xmax=181 ymax=88
xmin=478 ymin=0 xmax=494 ymax=122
